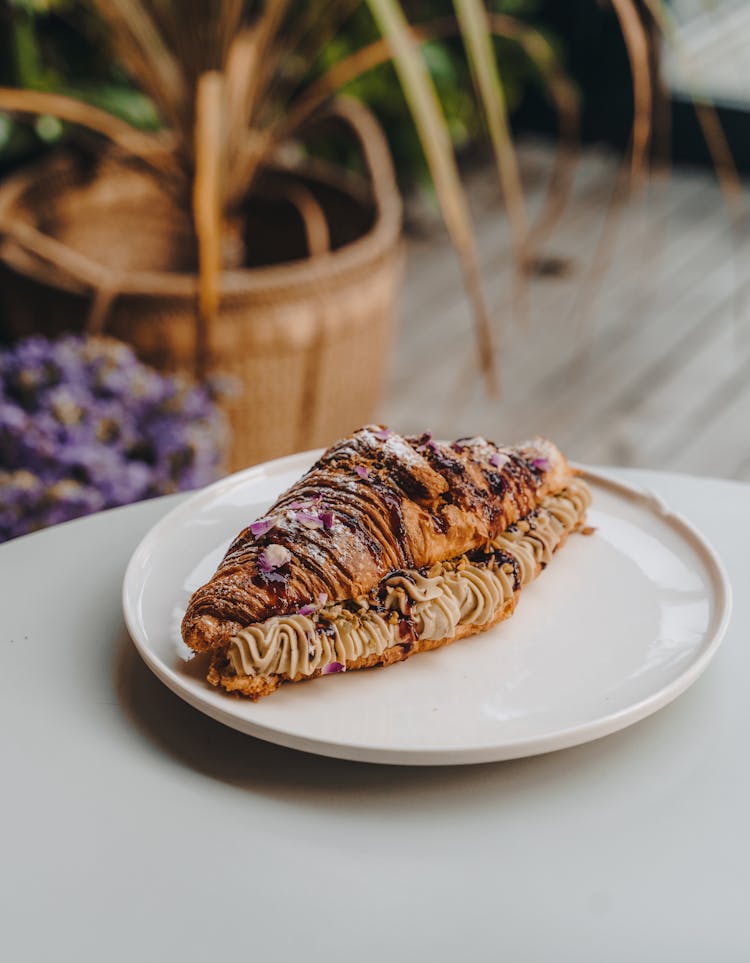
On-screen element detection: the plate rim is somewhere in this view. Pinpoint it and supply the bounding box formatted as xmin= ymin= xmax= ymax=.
xmin=122 ymin=452 xmax=733 ymax=766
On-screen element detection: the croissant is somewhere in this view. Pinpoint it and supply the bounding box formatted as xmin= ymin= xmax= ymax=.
xmin=182 ymin=427 xmax=592 ymax=699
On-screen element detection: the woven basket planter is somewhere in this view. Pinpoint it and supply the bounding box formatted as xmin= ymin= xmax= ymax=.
xmin=0 ymin=100 xmax=403 ymax=470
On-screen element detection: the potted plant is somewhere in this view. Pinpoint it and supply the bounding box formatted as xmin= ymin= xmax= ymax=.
xmin=0 ymin=1 xmax=650 ymax=468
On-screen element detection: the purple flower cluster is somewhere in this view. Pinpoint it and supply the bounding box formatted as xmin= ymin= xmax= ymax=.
xmin=0 ymin=335 xmax=228 ymax=542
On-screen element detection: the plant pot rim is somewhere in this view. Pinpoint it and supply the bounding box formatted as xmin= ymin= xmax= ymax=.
xmin=0 ymin=99 xmax=402 ymax=304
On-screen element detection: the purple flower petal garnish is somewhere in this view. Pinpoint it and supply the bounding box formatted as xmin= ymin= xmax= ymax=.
xmin=417 ymin=432 xmax=440 ymax=454
xmin=489 ymin=453 xmax=503 ymax=469
xmin=373 ymin=427 xmax=391 ymax=441
xmin=320 ymin=510 xmax=334 ymax=530
xmin=258 ymin=543 xmax=292 ymax=572
xmin=318 ymin=592 xmax=328 ymax=606
xmin=288 ymin=501 xmax=305 ymax=510
xmin=354 ymin=466 xmax=369 ymax=479
xmin=532 ymin=457 xmax=550 ymax=472
xmin=298 ymin=604 xmax=317 ymax=617
xmin=295 ymin=509 xmax=324 ymax=529
xmin=322 ymin=661 xmax=344 ymax=675
xmin=250 ymin=518 xmax=274 ymax=538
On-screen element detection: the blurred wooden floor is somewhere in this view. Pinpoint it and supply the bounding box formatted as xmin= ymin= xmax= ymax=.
xmin=379 ymin=141 xmax=750 ymax=480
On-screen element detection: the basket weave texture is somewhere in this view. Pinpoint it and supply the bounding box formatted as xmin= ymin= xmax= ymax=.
xmin=0 ymin=100 xmax=404 ymax=469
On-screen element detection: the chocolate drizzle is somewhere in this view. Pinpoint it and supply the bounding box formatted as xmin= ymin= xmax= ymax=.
xmin=182 ymin=426 xmax=572 ymax=652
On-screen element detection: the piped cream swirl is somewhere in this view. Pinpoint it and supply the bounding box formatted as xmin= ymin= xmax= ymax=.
xmin=227 ymin=478 xmax=591 ymax=680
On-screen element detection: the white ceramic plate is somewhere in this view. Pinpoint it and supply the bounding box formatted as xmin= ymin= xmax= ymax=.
xmin=123 ymin=451 xmax=732 ymax=765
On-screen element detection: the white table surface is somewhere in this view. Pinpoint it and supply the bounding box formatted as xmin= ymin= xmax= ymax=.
xmin=1 ymin=467 xmax=748 ymax=962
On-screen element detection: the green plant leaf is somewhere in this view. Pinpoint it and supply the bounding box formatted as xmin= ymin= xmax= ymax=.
xmin=63 ymin=84 xmax=161 ymax=129
xmin=364 ymin=0 xmax=497 ymax=390
xmin=487 ymin=14 xmax=579 ymax=246
xmin=454 ymin=0 xmax=529 ymax=258
xmin=88 ymin=0 xmax=186 ymax=136
xmin=286 ymin=12 xmax=578 ymax=246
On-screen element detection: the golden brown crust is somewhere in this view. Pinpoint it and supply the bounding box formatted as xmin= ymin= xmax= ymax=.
xmin=183 ymin=427 xmax=574 ymax=653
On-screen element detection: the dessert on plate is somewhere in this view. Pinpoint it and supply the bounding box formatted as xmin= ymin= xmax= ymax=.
xmin=182 ymin=426 xmax=592 ymax=699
